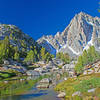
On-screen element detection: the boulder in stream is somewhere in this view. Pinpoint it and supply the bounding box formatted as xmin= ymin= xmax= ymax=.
xmin=40 ymin=78 xmax=52 ymax=84
xmin=36 ymin=84 xmax=49 ymax=88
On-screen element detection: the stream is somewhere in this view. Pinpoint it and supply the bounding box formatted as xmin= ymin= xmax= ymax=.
xmin=0 ymin=76 xmax=62 ymax=100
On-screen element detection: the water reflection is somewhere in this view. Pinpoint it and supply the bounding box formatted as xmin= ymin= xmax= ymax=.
xmin=1 ymin=90 xmax=60 ymax=100
xmin=0 ymin=76 xmax=61 ymax=100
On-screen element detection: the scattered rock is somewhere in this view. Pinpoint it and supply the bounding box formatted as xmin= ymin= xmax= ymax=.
xmin=34 ymin=67 xmax=43 ymax=73
xmin=88 ymin=88 xmax=96 ymax=93
xmin=72 ymin=91 xmax=81 ymax=97
xmin=3 ymin=60 xmax=10 ymax=65
xmin=26 ymin=70 xmax=40 ymax=76
xmin=57 ymin=92 xmax=66 ymax=98
xmin=4 ymin=80 xmax=8 ymax=84
xmin=64 ymin=77 xmax=67 ymax=80
xmin=20 ymin=79 xmax=25 ymax=81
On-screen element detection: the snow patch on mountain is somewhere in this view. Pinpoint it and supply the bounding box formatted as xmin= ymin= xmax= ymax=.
xmin=58 ymin=44 xmax=80 ymax=55
xmin=42 ymin=39 xmax=56 ymax=55
xmin=83 ymin=37 xmax=94 ymax=51
xmin=87 ymin=21 xmax=94 ymax=26
xmin=68 ymin=46 xmax=80 ymax=55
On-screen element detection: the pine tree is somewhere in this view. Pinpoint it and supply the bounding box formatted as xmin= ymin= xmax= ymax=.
xmin=0 ymin=36 xmax=10 ymax=60
xmin=88 ymin=46 xmax=96 ymax=63
xmin=56 ymin=52 xmax=61 ymax=59
xmin=75 ymin=46 xmax=100 ymax=73
xmin=45 ymin=52 xmax=51 ymax=63
xmin=9 ymin=45 xmax=15 ymax=59
xmin=24 ymin=50 xmax=35 ymax=63
xmin=75 ymin=55 xmax=83 ymax=73
xmin=90 ymin=46 xmax=96 ymax=61
xmin=82 ymin=50 xmax=88 ymax=65
xmin=40 ymin=47 xmax=46 ymax=61
xmin=14 ymin=52 xmax=20 ymax=61
xmin=9 ymin=33 xmax=13 ymax=39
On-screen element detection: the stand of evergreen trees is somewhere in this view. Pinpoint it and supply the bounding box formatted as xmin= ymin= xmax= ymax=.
xmin=75 ymin=46 xmax=100 ymax=73
xmin=0 ymin=36 xmax=54 ymax=64
xmin=24 ymin=47 xmax=54 ymax=64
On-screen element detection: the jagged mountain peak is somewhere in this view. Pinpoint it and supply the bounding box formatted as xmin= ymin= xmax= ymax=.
xmin=75 ymin=12 xmax=94 ymax=18
xmin=77 ymin=11 xmax=90 ymax=16
xmin=37 ymin=12 xmax=100 ymax=57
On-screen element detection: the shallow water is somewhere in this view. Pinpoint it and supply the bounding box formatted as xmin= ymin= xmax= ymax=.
xmin=1 ymin=88 xmax=61 ymax=100
xmin=0 ymin=76 xmax=61 ymax=100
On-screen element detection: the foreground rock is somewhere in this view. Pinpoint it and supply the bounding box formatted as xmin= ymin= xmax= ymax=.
xmin=57 ymin=92 xmax=66 ymax=98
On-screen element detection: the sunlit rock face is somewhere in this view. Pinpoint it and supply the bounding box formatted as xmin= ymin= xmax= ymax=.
xmin=37 ymin=12 xmax=100 ymax=57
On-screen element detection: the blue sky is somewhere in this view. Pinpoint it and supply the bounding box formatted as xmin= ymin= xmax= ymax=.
xmin=0 ymin=0 xmax=99 ymax=40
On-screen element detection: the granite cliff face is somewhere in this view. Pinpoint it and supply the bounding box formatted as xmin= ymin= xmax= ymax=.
xmin=37 ymin=12 xmax=100 ymax=57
